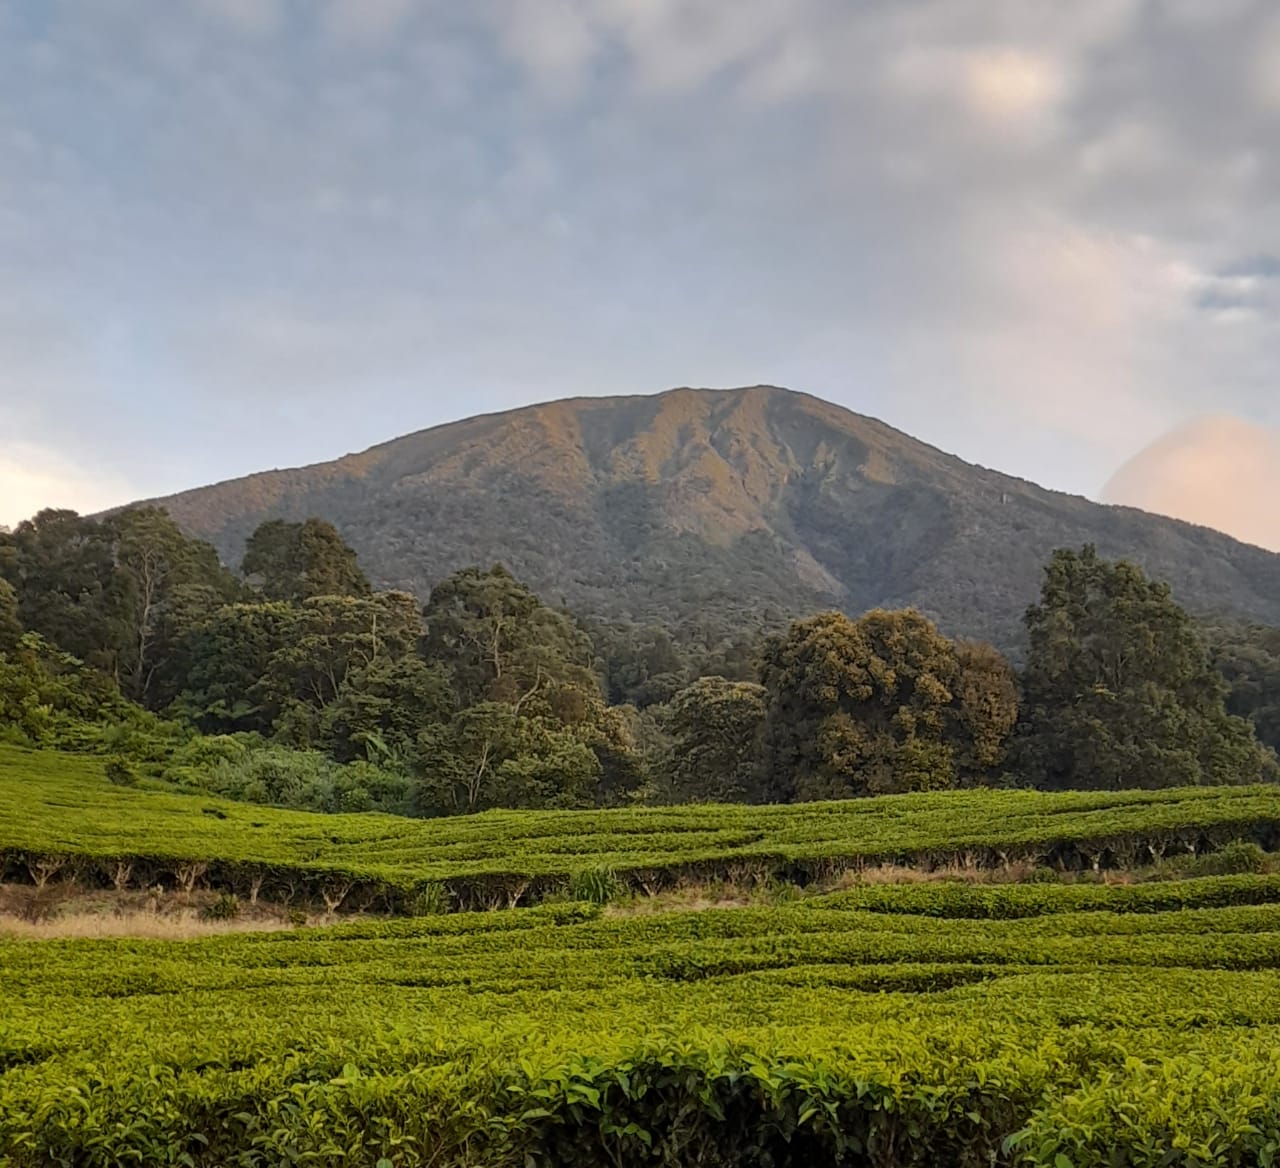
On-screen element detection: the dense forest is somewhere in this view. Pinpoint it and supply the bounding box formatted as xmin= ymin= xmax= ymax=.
xmin=1 ymin=506 xmax=1277 ymax=816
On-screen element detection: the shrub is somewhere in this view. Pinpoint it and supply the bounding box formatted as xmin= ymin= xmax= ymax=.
xmin=410 ymin=882 xmax=451 ymax=916
xmin=201 ymin=893 xmax=240 ymax=921
xmin=570 ymin=867 xmax=620 ymax=906
xmin=103 ymin=757 xmax=137 ymax=787
xmin=1188 ymin=840 xmax=1266 ymax=877
xmin=1026 ymin=866 xmax=1059 ymax=884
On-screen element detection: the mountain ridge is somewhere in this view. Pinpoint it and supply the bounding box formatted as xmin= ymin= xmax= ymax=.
xmin=136 ymin=385 xmax=1280 ymax=650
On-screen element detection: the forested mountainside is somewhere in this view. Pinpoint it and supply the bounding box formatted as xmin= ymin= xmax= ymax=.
xmin=139 ymin=385 xmax=1280 ymax=651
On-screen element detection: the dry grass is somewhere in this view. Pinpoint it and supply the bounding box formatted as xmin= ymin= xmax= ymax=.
xmin=831 ymin=860 xmax=1040 ymax=888
xmin=605 ymin=880 xmax=772 ymax=918
xmin=0 ymin=884 xmax=307 ymax=940
xmin=0 ymin=912 xmax=295 ymax=940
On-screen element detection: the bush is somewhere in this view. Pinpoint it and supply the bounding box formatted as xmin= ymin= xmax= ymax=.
xmin=1026 ymin=865 xmax=1059 ymax=884
xmin=570 ymin=867 xmax=620 ymax=906
xmin=201 ymin=893 xmax=240 ymax=921
xmin=410 ymin=882 xmax=451 ymax=916
xmin=1188 ymin=840 xmax=1266 ymax=877
xmin=185 ymin=744 xmax=412 ymax=815
xmin=104 ymin=757 xmax=137 ymax=787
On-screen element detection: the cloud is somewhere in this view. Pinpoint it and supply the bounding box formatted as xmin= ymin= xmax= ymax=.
xmin=0 ymin=442 xmax=139 ymax=528
xmin=0 ymin=0 xmax=1279 ymax=511
xmin=321 ymin=0 xmax=420 ymax=49
xmin=1102 ymin=416 xmax=1280 ymax=551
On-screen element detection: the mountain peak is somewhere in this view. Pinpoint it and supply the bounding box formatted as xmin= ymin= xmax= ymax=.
xmin=140 ymin=387 xmax=1280 ymax=650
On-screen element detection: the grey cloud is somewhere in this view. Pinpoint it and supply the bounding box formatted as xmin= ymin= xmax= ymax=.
xmin=0 ymin=0 xmax=1278 ymax=516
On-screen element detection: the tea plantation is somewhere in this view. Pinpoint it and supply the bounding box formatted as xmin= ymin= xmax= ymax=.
xmin=5 ymin=744 xmax=1280 ymax=910
xmin=4 ymin=747 xmax=1280 ymax=1165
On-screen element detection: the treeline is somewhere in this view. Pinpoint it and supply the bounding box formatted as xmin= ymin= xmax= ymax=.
xmin=1 ymin=509 xmax=1277 ymax=816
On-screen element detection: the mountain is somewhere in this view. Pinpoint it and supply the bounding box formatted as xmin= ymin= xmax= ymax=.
xmin=139 ymin=385 xmax=1280 ymax=651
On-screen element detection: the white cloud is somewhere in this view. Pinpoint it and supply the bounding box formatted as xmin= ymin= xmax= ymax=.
xmin=0 ymin=442 xmax=139 ymax=527
xmin=1102 ymin=416 xmax=1280 ymax=551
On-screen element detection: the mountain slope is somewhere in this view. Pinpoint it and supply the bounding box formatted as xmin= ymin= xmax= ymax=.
xmin=140 ymin=385 xmax=1280 ymax=650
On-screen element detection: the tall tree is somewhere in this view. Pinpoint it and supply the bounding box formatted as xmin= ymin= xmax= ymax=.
xmin=264 ymin=591 xmax=425 ymax=744
xmin=0 ymin=510 xmax=119 ymax=669
xmin=423 ymin=565 xmax=597 ymax=714
xmin=0 ymin=579 xmax=20 ymax=653
xmin=758 ymin=609 xmax=1018 ymax=801
xmin=242 ymin=518 xmax=370 ymax=601
xmin=107 ymin=507 xmax=239 ymax=704
xmin=1205 ymin=621 xmax=1280 ymax=755
xmin=1016 ymin=546 xmax=1275 ymax=790
xmin=664 ymin=677 xmax=767 ymax=802
xmin=169 ymin=601 xmax=301 ymax=734
xmin=0 ymin=508 xmax=235 ymax=703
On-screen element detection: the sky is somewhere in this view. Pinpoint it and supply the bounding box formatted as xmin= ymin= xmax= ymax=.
xmin=1 ymin=0 xmax=1278 ymax=545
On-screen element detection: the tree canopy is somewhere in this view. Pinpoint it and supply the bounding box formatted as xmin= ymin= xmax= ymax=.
xmin=1015 ymin=546 xmax=1277 ymax=790
xmin=758 ymin=608 xmax=1019 ymax=801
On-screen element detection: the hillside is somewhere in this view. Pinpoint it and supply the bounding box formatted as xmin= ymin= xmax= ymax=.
xmin=139 ymin=385 xmax=1280 ymax=649
xmin=6 ymin=746 xmax=1280 ymax=909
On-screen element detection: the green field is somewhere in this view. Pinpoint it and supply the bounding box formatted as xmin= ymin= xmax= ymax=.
xmin=4 ymin=883 xmax=1280 ymax=1165
xmin=6 ymin=747 xmax=1280 ymax=1165
xmin=5 ymin=744 xmax=1280 ymax=910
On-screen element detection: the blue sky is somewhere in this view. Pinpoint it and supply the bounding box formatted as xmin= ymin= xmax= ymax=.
xmin=2 ymin=0 xmax=1279 ymax=543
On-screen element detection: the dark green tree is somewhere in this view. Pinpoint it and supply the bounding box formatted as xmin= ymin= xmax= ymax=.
xmin=242 ymin=518 xmax=370 ymax=601
xmin=758 ymin=609 xmax=1018 ymax=801
xmin=264 ymin=591 xmax=425 ymax=745
xmin=107 ymin=507 xmax=239 ymax=704
xmin=423 ymin=565 xmax=598 ymax=714
xmin=0 ymin=508 xmax=236 ymax=704
xmin=1205 ymin=621 xmax=1280 ymax=754
xmin=1016 ymin=546 xmax=1276 ymax=790
xmin=318 ymin=654 xmax=453 ymax=765
xmin=170 ymin=602 xmax=302 ymax=734
xmin=0 ymin=578 xmax=20 ymax=653
xmin=0 ymin=509 xmax=120 ymax=670
xmin=664 ymin=677 xmax=767 ymax=802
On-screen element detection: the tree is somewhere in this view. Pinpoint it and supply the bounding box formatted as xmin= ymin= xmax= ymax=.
xmin=0 ymin=508 xmax=236 ymax=705
xmin=169 ymin=602 xmax=300 ymax=734
xmin=664 ymin=677 xmax=767 ymax=802
xmin=107 ymin=507 xmax=239 ymax=704
xmin=423 ymin=565 xmax=598 ymax=714
xmin=0 ymin=579 xmax=20 ymax=653
xmin=263 ymin=591 xmax=425 ymax=745
xmin=758 ymin=609 xmax=1018 ymax=802
xmin=242 ymin=518 xmax=370 ymax=601
xmin=411 ymin=702 xmax=601 ymax=815
xmin=317 ymin=654 xmax=453 ymax=765
xmin=0 ymin=509 xmax=120 ymax=670
xmin=1205 ymin=621 xmax=1280 ymax=754
xmin=1015 ymin=546 xmax=1276 ymax=790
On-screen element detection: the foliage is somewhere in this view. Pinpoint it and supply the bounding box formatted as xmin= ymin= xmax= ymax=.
xmin=423 ymin=563 xmax=597 ymax=713
xmin=178 ymin=742 xmax=413 ymax=815
xmin=758 ymin=609 xmax=1019 ymax=801
xmin=7 ymin=746 xmax=1280 ymax=912
xmin=0 ymin=633 xmax=186 ymax=758
xmin=663 ymin=676 xmax=767 ymax=802
xmin=200 ymin=892 xmax=240 ymax=920
xmin=103 ymin=757 xmax=137 ymax=786
xmin=0 ymin=507 xmax=238 ymax=705
xmin=7 ymin=880 xmax=1280 ymax=1164
xmin=1017 ymin=546 xmax=1277 ymax=790
xmin=241 ymin=517 xmax=370 ymax=601
xmin=1206 ymin=619 xmax=1280 ymax=753
xmin=0 ymin=578 xmax=20 ymax=653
